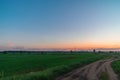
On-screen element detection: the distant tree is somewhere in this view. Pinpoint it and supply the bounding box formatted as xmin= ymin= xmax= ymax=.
xmin=70 ymin=50 xmax=73 ymax=53
xmin=109 ymin=51 xmax=114 ymax=53
xmin=93 ymin=49 xmax=96 ymax=53
xmin=98 ymin=51 xmax=101 ymax=53
xmin=3 ymin=51 xmax=7 ymax=54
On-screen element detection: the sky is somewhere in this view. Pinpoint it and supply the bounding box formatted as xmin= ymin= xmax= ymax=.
xmin=1 ymin=0 xmax=120 ymax=51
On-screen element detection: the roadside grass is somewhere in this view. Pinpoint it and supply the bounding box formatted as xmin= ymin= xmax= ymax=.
xmin=1 ymin=58 xmax=103 ymax=80
xmin=112 ymin=60 xmax=120 ymax=79
xmin=100 ymin=72 xmax=109 ymax=80
xmin=0 ymin=53 xmax=107 ymax=80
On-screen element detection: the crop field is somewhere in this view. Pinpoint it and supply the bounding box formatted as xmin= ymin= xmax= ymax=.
xmin=112 ymin=59 xmax=120 ymax=79
xmin=0 ymin=52 xmax=106 ymax=80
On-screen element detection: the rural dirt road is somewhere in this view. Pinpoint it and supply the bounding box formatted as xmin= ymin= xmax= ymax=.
xmin=56 ymin=58 xmax=118 ymax=80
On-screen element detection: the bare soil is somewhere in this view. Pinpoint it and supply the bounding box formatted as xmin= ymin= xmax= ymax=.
xmin=56 ymin=58 xmax=118 ymax=80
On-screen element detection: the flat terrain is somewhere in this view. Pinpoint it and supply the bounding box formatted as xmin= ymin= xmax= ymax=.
xmin=1 ymin=52 xmax=119 ymax=80
xmin=112 ymin=59 xmax=120 ymax=80
xmin=56 ymin=58 xmax=118 ymax=80
xmin=0 ymin=52 xmax=105 ymax=80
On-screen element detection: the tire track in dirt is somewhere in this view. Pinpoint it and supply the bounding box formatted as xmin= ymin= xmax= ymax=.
xmin=56 ymin=58 xmax=118 ymax=80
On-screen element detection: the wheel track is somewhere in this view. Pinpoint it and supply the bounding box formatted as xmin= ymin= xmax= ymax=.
xmin=56 ymin=58 xmax=118 ymax=80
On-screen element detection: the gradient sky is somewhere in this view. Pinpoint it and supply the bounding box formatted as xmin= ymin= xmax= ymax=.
xmin=1 ymin=0 xmax=120 ymax=50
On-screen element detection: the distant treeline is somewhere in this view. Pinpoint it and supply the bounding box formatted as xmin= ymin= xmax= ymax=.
xmin=0 ymin=51 xmax=94 ymax=54
xmin=0 ymin=50 xmax=119 ymax=54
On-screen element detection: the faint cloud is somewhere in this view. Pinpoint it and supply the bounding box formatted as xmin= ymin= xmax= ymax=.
xmin=0 ymin=42 xmax=25 ymax=51
xmin=8 ymin=43 xmax=15 ymax=47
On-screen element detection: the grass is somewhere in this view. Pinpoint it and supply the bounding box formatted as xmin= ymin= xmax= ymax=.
xmin=112 ymin=60 xmax=120 ymax=79
xmin=100 ymin=72 xmax=109 ymax=80
xmin=0 ymin=52 xmax=106 ymax=80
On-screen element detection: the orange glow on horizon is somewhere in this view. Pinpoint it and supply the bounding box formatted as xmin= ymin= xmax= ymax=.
xmin=28 ymin=42 xmax=120 ymax=50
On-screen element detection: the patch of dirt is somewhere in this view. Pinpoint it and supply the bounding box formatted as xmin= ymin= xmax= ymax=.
xmin=56 ymin=58 xmax=118 ymax=80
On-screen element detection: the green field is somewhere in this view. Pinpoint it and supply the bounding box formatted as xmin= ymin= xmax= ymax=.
xmin=112 ymin=59 xmax=120 ymax=79
xmin=0 ymin=52 xmax=106 ymax=80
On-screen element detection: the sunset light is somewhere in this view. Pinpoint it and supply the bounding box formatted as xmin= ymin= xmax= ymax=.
xmin=1 ymin=0 xmax=120 ymax=51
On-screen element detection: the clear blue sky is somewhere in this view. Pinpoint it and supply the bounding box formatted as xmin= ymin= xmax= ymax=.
xmin=1 ymin=0 xmax=120 ymax=50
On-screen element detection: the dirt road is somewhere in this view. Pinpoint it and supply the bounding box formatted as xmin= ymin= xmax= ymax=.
xmin=56 ymin=58 xmax=118 ymax=80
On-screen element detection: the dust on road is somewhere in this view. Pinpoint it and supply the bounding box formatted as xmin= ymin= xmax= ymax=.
xmin=56 ymin=58 xmax=118 ymax=80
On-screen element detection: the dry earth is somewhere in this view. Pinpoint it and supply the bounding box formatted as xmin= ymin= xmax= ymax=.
xmin=56 ymin=58 xmax=118 ymax=80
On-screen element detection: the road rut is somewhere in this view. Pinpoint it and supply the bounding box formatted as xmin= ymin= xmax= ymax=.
xmin=56 ymin=58 xmax=118 ymax=80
